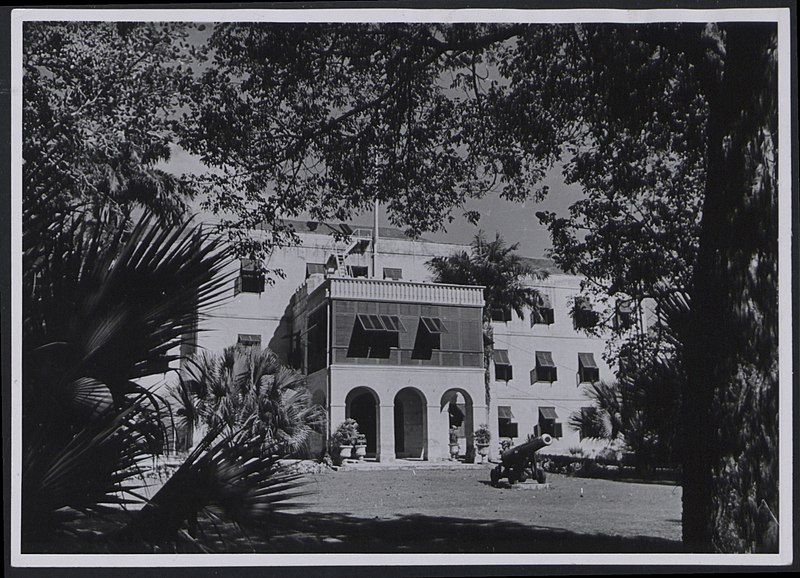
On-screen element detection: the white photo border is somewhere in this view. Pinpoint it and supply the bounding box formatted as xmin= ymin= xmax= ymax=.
xmin=9 ymin=4 xmax=795 ymax=569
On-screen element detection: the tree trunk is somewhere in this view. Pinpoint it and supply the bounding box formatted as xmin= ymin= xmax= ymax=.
xmin=681 ymin=23 xmax=778 ymax=552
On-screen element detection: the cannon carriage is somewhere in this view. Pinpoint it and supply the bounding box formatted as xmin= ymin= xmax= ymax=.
xmin=489 ymin=434 xmax=552 ymax=486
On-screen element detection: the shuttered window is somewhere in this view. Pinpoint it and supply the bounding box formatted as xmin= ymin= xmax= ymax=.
xmin=493 ymin=349 xmax=513 ymax=381
xmin=383 ymin=267 xmax=403 ymax=280
xmin=578 ymin=352 xmax=600 ymax=384
xmin=531 ymin=351 xmax=557 ymax=384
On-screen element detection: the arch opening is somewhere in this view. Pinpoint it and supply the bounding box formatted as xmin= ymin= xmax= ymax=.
xmin=394 ymin=387 xmax=428 ymax=460
xmin=346 ymin=387 xmax=379 ymax=457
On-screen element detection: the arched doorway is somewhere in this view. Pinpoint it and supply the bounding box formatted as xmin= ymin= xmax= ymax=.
xmin=394 ymin=387 xmax=428 ymax=459
xmin=346 ymin=387 xmax=379 ymax=457
xmin=440 ymin=389 xmax=474 ymax=460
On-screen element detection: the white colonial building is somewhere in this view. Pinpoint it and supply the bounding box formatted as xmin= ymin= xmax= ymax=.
xmin=179 ymin=219 xmax=614 ymax=461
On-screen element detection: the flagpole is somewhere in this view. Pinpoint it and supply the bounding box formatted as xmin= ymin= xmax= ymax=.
xmin=372 ymin=198 xmax=379 ymax=278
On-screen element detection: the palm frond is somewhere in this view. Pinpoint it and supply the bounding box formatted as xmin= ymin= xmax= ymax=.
xmin=116 ymin=428 xmax=307 ymax=550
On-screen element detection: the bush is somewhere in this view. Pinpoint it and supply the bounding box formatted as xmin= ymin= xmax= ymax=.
xmin=330 ymin=419 xmax=359 ymax=451
xmin=474 ymin=424 xmax=491 ymax=445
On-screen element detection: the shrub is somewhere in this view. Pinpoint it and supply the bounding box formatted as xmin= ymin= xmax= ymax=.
xmin=474 ymin=424 xmax=491 ymax=445
xmin=330 ymin=418 xmax=359 ymax=451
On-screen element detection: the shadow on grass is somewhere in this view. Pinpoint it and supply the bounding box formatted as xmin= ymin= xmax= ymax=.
xmin=252 ymin=511 xmax=686 ymax=554
xmin=27 ymin=509 xmax=685 ymax=554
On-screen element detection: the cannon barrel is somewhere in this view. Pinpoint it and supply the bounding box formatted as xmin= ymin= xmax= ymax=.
xmin=500 ymin=434 xmax=553 ymax=464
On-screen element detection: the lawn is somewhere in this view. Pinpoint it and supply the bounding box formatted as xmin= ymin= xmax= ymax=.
xmin=256 ymin=466 xmax=685 ymax=553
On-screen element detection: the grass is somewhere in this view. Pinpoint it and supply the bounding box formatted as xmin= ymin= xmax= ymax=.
xmin=38 ymin=465 xmax=684 ymax=553
xmin=259 ymin=466 xmax=684 ymax=553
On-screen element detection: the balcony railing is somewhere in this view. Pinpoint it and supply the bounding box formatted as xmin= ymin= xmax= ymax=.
xmin=326 ymin=277 xmax=484 ymax=307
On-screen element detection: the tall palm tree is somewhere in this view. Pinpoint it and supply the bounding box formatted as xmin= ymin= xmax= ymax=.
xmin=172 ymin=347 xmax=325 ymax=457
xmin=427 ymin=232 xmax=548 ymax=418
xmin=22 ymin=211 xmax=306 ymax=552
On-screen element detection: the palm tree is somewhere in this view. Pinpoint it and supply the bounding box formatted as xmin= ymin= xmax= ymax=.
xmin=171 ymin=346 xmax=325 ymax=457
xmin=22 ymin=211 xmax=306 ymax=552
xmin=569 ymin=370 xmax=680 ymax=474
xmin=426 ymin=231 xmax=548 ymax=418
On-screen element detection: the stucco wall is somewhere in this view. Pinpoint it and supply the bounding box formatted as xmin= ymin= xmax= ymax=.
xmin=490 ymin=274 xmax=613 ymax=455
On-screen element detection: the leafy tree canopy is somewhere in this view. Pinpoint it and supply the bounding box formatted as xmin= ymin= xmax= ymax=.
xmin=23 ymin=21 xmax=197 ymax=230
xmin=178 ymin=23 xmax=568 ymax=259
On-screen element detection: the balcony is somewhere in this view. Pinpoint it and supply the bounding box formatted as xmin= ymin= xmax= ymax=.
xmin=323 ymin=277 xmax=485 ymax=307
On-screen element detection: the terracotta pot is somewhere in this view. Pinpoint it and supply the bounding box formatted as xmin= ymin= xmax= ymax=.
xmin=354 ymin=444 xmax=367 ymax=460
xmin=339 ymin=445 xmax=353 ymax=460
xmin=476 ymin=443 xmax=490 ymax=456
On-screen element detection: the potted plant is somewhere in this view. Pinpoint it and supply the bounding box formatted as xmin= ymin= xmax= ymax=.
xmin=331 ymin=418 xmax=359 ymax=464
xmin=354 ymin=433 xmax=367 ymax=460
xmin=474 ymin=424 xmax=491 ymax=463
xmin=448 ymin=426 xmax=460 ymax=460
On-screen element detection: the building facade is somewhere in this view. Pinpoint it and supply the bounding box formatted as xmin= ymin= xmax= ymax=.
xmin=182 ymin=220 xmax=613 ymax=460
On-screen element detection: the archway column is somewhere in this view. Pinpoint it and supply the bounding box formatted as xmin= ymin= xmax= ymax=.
xmin=329 ymin=403 xmax=346 ymax=437
xmin=377 ymin=403 xmax=395 ymax=462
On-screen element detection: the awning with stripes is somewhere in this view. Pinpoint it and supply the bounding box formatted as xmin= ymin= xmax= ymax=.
xmin=539 ymin=406 xmax=558 ymax=420
xmin=357 ymin=314 xmax=406 ymax=333
xmin=578 ymin=352 xmax=598 ymax=369
xmin=535 ymin=351 xmax=555 ymax=368
xmin=492 ymin=349 xmax=511 ymax=366
xmin=536 ymin=292 xmax=552 ymax=308
xmin=421 ymin=316 xmax=447 ymax=334
xmin=498 ymin=406 xmax=514 ymax=420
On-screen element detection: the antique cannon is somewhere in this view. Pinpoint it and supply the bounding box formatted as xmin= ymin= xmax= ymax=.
xmin=490 ymin=434 xmax=552 ymax=486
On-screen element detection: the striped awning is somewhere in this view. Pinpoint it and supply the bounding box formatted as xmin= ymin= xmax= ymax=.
xmin=493 ymin=349 xmax=511 ymax=366
xmin=498 ymin=406 xmax=514 ymax=420
xmin=237 ymin=334 xmax=261 ymax=346
xmin=536 ymin=292 xmax=552 ymax=308
xmin=535 ymin=351 xmax=555 ymax=368
xmin=539 ymin=406 xmax=558 ymax=420
xmin=357 ymin=313 xmax=405 ymax=333
xmin=578 ymin=352 xmax=598 ymax=369
xmin=421 ymin=316 xmax=447 ymax=334
xmin=383 ymin=267 xmax=403 ymax=280
xmin=379 ymin=314 xmax=406 ymax=333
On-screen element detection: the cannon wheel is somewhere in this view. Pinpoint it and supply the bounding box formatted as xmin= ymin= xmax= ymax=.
xmin=517 ymin=470 xmax=528 ymax=483
xmin=490 ymin=466 xmax=501 ymax=487
xmin=536 ymin=469 xmax=547 ymax=484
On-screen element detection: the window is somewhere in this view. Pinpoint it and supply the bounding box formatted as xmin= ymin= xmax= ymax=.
xmin=498 ymin=406 xmax=519 ymax=439
xmin=349 ymin=265 xmax=369 ymax=278
xmin=412 ymin=316 xmax=447 ymax=359
xmin=531 ymin=293 xmax=555 ymax=325
xmin=491 ymin=306 xmax=512 ymax=322
xmin=493 ymin=349 xmax=513 ymax=381
xmin=237 ymin=334 xmax=261 ymax=348
xmin=614 ymin=300 xmax=635 ymax=330
xmin=235 ymin=259 xmax=265 ymax=294
xmin=305 ymin=263 xmax=326 ymax=278
xmin=534 ymin=406 xmax=563 ymax=438
xmin=348 ymin=313 xmax=405 ymax=358
xmin=578 ymin=352 xmax=600 ymax=384
xmin=531 ymin=351 xmax=557 ymax=384
xmin=572 ymin=296 xmax=599 ymax=329
xmin=383 ymin=267 xmax=403 ymax=281
xmin=357 ymin=313 xmax=406 ymax=333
